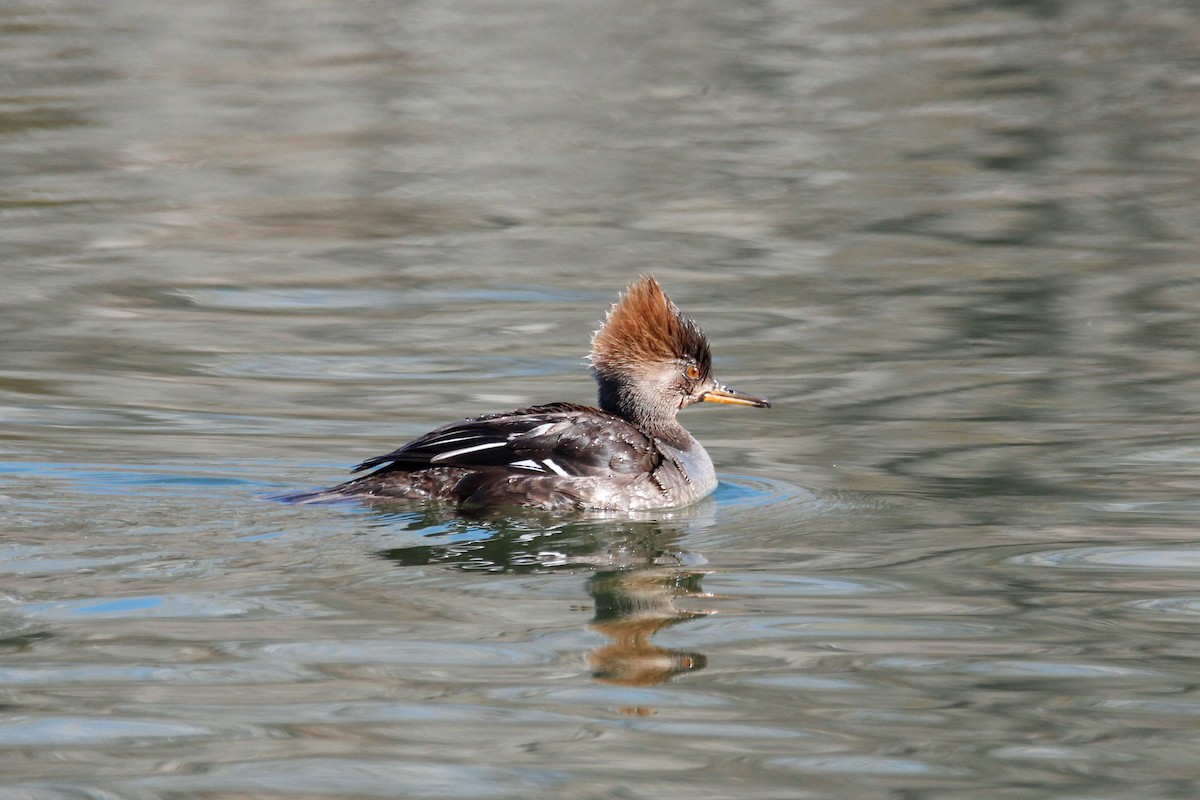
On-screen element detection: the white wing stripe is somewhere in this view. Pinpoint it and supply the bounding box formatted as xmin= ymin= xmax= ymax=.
xmin=424 ymin=435 xmax=479 ymax=447
xmin=541 ymin=458 xmax=570 ymax=477
xmin=509 ymin=459 xmax=545 ymax=472
xmin=431 ymin=441 xmax=508 ymax=462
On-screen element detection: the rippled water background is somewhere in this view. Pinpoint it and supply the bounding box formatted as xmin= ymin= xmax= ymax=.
xmin=3 ymin=1 xmax=1200 ymax=797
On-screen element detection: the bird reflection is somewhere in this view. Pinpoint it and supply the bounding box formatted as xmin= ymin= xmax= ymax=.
xmin=371 ymin=504 xmax=714 ymax=686
xmin=587 ymin=567 xmax=708 ymax=686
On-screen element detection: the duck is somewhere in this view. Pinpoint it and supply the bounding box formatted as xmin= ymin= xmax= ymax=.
xmin=295 ymin=275 xmax=769 ymax=511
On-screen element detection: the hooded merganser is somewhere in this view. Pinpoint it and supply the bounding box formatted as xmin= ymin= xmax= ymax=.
xmin=299 ymin=275 xmax=769 ymax=511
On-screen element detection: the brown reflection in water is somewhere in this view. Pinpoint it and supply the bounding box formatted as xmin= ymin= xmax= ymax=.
xmin=370 ymin=508 xmax=714 ymax=689
xmin=587 ymin=567 xmax=708 ymax=688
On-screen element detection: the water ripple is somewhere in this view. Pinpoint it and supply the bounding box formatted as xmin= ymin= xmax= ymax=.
xmin=717 ymin=473 xmax=881 ymax=514
xmin=0 ymin=716 xmax=212 ymax=747
xmin=1011 ymin=546 xmax=1200 ymax=571
xmin=17 ymin=592 xmax=309 ymax=621
xmin=179 ymin=287 xmax=415 ymax=311
xmin=771 ymin=754 xmax=962 ymax=777
xmin=0 ymin=544 xmax=151 ymax=575
xmin=627 ymin=720 xmax=805 ymax=739
xmin=1123 ymin=596 xmax=1200 ymax=616
xmin=0 ymin=663 xmax=319 ymax=687
xmin=714 ymin=474 xmax=814 ymax=508
xmin=251 ymin=640 xmax=548 ymax=667
xmin=487 ymin=685 xmax=729 ymax=709
xmin=684 ymin=615 xmax=1002 ymax=643
xmin=875 ymin=657 xmax=1160 ymax=679
xmin=706 ymin=571 xmax=905 ymax=597
xmin=134 ymin=758 xmax=568 ymax=798
xmin=208 ymin=353 xmax=577 ymax=381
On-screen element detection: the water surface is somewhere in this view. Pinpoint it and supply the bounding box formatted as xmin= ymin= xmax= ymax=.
xmin=3 ymin=1 xmax=1200 ymax=798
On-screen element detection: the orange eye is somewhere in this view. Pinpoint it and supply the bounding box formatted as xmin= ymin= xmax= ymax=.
xmin=685 ymin=364 xmax=700 ymax=380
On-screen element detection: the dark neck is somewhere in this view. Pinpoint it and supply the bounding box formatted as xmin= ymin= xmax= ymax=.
xmin=596 ymin=374 xmax=693 ymax=450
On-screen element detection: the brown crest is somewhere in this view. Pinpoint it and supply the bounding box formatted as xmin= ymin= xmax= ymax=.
xmin=590 ymin=275 xmax=712 ymax=376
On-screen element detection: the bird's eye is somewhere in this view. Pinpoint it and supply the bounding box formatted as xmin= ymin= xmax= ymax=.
xmin=684 ymin=364 xmax=700 ymax=380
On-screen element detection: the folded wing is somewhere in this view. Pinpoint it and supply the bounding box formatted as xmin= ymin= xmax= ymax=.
xmin=353 ymin=403 xmax=659 ymax=479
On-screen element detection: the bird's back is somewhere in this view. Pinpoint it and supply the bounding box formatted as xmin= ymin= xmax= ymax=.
xmin=289 ymin=403 xmax=693 ymax=511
